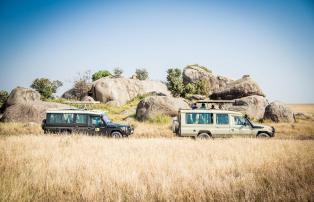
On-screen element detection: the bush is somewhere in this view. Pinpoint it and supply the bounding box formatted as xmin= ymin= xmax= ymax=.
xmin=195 ymin=78 xmax=211 ymax=96
xmin=92 ymin=70 xmax=111 ymax=81
xmin=73 ymin=80 xmax=92 ymax=100
xmin=0 ymin=90 xmax=9 ymax=110
xmin=30 ymin=78 xmax=62 ymax=99
xmin=166 ymin=68 xmax=184 ymax=97
xmin=113 ymin=68 xmax=123 ymax=78
xmin=135 ymin=68 xmax=149 ymax=80
xmin=184 ymin=83 xmax=196 ymax=95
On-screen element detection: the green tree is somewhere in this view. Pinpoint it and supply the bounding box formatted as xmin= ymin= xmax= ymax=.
xmin=166 ymin=68 xmax=184 ymax=97
xmin=0 ymin=90 xmax=9 ymax=109
xmin=184 ymin=83 xmax=196 ymax=95
xmin=195 ymin=78 xmax=210 ymax=95
xmin=92 ymin=70 xmax=111 ymax=81
xmin=30 ymin=78 xmax=63 ymax=99
xmin=135 ymin=68 xmax=149 ymax=80
xmin=113 ymin=67 xmax=123 ymax=78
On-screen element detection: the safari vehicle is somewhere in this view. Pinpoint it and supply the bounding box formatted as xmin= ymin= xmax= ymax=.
xmin=173 ymin=101 xmax=275 ymax=139
xmin=42 ymin=109 xmax=134 ymax=137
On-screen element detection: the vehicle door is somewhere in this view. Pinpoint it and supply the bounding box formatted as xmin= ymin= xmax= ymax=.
xmin=89 ymin=116 xmax=107 ymax=135
xmin=73 ymin=114 xmax=89 ymax=134
xmin=181 ymin=112 xmax=214 ymax=136
xmin=231 ymin=115 xmax=253 ymax=137
xmin=211 ymin=113 xmax=231 ymax=138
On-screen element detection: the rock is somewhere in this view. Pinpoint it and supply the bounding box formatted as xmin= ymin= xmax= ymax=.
xmin=81 ymin=96 xmax=95 ymax=102
xmin=6 ymin=87 xmax=41 ymax=107
xmin=1 ymin=87 xmax=73 ymax=123
xmin=263 ymin=101 xmax=295 ymax=123
xmin=190 ymin=94 xmax=206 ymax=100
xmin=210 ymin=75 xmax=265 ymax=100
xmin=183 ymin=64 xmax=232 ymax=95
xmin=136 ymin=96 xmax=189 ymax=121
xmin=224 ymin=95 xmax=268 ymax=120
xmin=91 ymin=77 xmax=171 ymax=106
xmin=1 ymin=101 xmax=70 ymax=123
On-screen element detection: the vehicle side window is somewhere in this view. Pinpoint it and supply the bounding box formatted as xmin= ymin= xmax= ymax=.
xmin=216 ymin=114 xmax=229 ymax=125
xmin=47 ymin=113 xmax=74 ymax=124
xmin=91 ymin=116 xmax=104 ymax=127
xmin=186 ymin=113 xmax=213 ymax=124
xmin=234 ymin=116 xmax=247 ymax=126
xmin=76 ymin=114 xmax=87 ymax=124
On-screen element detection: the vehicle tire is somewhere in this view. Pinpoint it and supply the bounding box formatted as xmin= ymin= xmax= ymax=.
xmin=111 ymin=131 xmax=123 ymax=138
xmin=257 ymin=133 xmax=270 ymax=138
xmin=197 ymin=133 xmax=211 ymax=140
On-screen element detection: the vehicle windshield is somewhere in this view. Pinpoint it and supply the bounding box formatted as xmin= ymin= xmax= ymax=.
xmin=102 ymin=114 xmax=111 ymax=124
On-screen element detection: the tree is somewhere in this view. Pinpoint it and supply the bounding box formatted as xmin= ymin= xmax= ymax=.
xmin=135 ymin=68 xmax=149 ymax=80
xmin=0 ymin=90 xmax=9 ymax=110
xmin=166 ymin=68 xmax=184 ymax=97
xmin=194 ymin=78 xmax=211 ymax=96
xmin=30 ymin=78 xmax=63 ymax=99
xmin=92 ymin=70 xmax=111 ymax=81
xmin=113 ymin=67 xmax=123 ymax=78
xmin=72 ymin=70 xmax=92 ymax=100
xmin=184 ymin=83 xmax=196 ymax=95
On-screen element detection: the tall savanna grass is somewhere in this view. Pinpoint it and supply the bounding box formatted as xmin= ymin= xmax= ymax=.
xmin=0 ymin=136 xmax=313 ymax=201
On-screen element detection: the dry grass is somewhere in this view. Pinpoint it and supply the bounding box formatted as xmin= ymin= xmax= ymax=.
xmin=0 ymin=136 xmax=313 ymax=201
xmin=288 ymin=104 xmax=314 ymax=115
xmin=0 ymin=122 xmax=43 ymax=136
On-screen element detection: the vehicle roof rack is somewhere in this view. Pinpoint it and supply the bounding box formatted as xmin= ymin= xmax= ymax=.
xmin=195 ymin=100 xmax=235 ymax=104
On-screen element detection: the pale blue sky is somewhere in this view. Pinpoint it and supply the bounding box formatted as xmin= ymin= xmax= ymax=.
xmin=0 ymin=0 xmax=313 ymax=102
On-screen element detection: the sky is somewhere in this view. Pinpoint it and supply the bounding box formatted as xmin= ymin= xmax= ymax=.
xmin=0 ymin=0 xmax=313 ymax=103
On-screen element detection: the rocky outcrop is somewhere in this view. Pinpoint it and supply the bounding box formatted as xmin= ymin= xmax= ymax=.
xmin=136 ymin=96 xmax=189 ymax=121
xmin=225 ymin=95 xmax=268 ymax=120
xmin=6 ymin=87 xmax=41 ymax=107
xmin=91 ymin=77 xmax=171 ymax=106
xmin=210 ymin=75 xmax=265 ymax=100
xmin=1 ymin=87 xmax=72 ymax=123
xmin=263 ymin=101 xmax=295 ymax=123
xmin=183 ymin=64 xmax=232 ymax=94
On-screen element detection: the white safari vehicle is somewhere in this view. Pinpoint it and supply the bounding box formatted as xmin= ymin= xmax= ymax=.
xmin=172 ymin=107 xmax=275 ymax=139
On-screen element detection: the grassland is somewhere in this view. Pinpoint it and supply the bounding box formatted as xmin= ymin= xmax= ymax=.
xmin=0 ymin=136 xmax=313 ymax=201
xmin=0 ymin=104 xmax=313 ymax=201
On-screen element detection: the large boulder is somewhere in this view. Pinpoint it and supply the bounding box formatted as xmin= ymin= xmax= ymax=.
xmin=6 ymin=87 xmax=41 ymax=107
xmin=91 ymin=77 xmax=171 ymax=106
xmin=210 ymin=75 xmax=265 ymax=100
xmin=183 ymin=64 xmax=232 ymax=94
xmin=225 ymin=95 xmax=268 ymax=120
xmin=136 ymin=96 xmax=189 ymax=121
xmin=263 ymin=101 xmax=295 ymax=123
xmin=1 ymin=87 xmax=72 ymax=123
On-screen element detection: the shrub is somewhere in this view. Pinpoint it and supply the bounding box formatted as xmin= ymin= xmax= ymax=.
xmin=0 ymin=90 xmax=9 ymax=110
xmin=135 ymin=68 xmax=149 ymax=80
xmin=195 ymin=78 xmax=211 ymax=96
xmin=184 ymin=83 xmax=196 ymax=95
xmin=113 ymin=68 xmax=123 ymax=78
xmin=166 ymin=68 xmax=184 ymax=97
xmin=73 ymin=80 xmax=92 ymax=100
xmin=92 ymin=70 xmax=111 ymax=81
xmin=30 ymin=78 xmax=63 ymax=99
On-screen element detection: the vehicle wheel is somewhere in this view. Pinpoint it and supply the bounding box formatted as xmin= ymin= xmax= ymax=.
xmin=111 ymin=131 xmax=123 ymax=138
xmin=257 ymin=133 xmax=270 ymax=138
xmin=197 ymin=133 xmax=211 ymax=140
